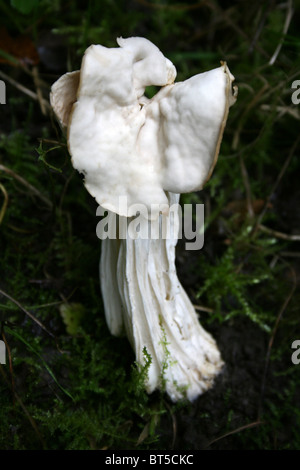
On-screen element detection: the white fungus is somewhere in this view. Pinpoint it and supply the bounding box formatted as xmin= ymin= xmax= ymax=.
xmin=50 ymin=37 xmax=237 ymax=402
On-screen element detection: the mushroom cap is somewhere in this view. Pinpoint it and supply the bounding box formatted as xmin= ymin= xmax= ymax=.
xmin=50 ymin=38 xmax=237 ymax=218
xmin=49 ymin=70 xmax=80 ymax=129
xmin=140 ymin=62 xmax=237 ymax=194
xmin=116 ymin=36 xmax=177 ymax=97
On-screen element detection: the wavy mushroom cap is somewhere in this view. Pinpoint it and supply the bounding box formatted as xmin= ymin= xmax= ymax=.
xmin=50 ymin=37 xmax=237 ymax=218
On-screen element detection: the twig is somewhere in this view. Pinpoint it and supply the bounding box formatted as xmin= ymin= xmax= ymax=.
xmin=269 ymin=0 xmax=294 ymax=65
xmin=0 ymin=288 xmax=67 ymax=356
xmin=280 ymin=251 xmax=300 ymax=258
xmin=0 ymin=163 xmax=53 ymax=209
xmin=0 ymin=182 xmax=9 ymax=225
xmin=258 ymin=224 xmax=300 ymax=241
xmin=164 ymin=399 xmax=177 ymax=450
xmin=260 ymin=104 xmax=300 ymax=121
xmin=209 ymin=1 xmax=269 ymax=59
xmin=0 ymin=288 xmax=55 ymax=338
xmin=205 ymin=420 xmax=262 ymax=448
xmin=232 ymin=82 xmax=269 ymax=150
xmin=248 ymin=1 xmax=273 ymax=53
xmin=0 ymin=69 xmax=50 ymax=111
xmin=224 ymin=71 xmax=300 ymax=161
xmin=40 ymin=138 xmax=67 ymax=147
xmin=32 ymin=65 xmax=47 ymax=116
xmin=194 ymin=304 xmax=214 ymax=313
xmin=239 ymin=155 xmax=254 ymax=218
xmin=257 ymin=258 xmax=297 ymax=419
xmin=0 ymin=364 xmax=46 ymax=448
xmin=251 ymin=134 xmax=300 ymax=237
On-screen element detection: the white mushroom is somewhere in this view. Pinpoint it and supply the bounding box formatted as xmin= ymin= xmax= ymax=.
xmin=50 ymin=37 xmax=237 ymax=402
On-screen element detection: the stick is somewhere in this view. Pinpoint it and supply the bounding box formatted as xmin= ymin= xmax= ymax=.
xmin=0 ymin=288 xmax=55 ymax=338
xmin=0 ymin=69 xmax=50 ymax=111
xmin=258 ymin=224 xmax=300 ymax=241
xmin=0 ymin=163 xmax=52 ymax=208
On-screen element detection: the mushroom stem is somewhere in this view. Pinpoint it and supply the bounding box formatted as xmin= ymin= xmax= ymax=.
xmin=100 ymin=192 xmax=223 ymax=402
